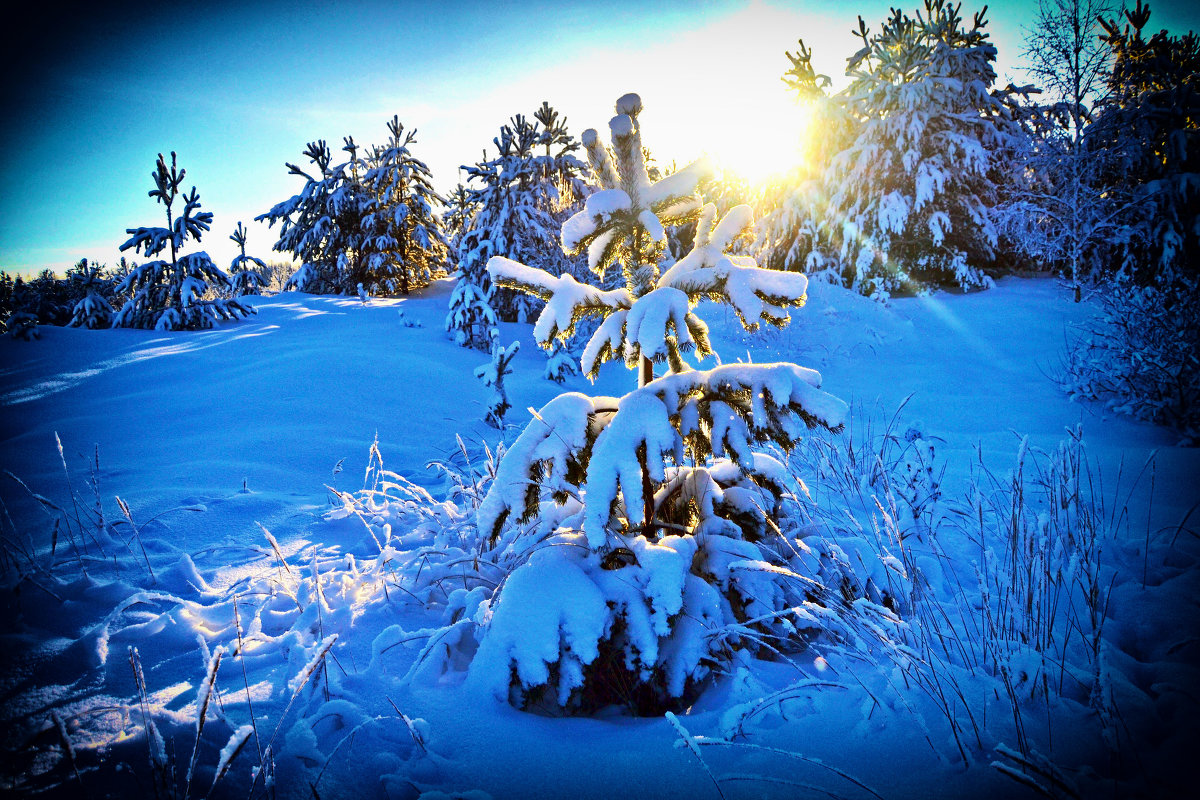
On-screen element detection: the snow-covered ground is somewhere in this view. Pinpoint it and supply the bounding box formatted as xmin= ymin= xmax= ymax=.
xmin=2 ymin=276 xmax=1196 ymax=798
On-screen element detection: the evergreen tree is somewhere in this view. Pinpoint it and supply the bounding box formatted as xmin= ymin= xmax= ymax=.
xmin=67 ymin=258 xmax=116 ymax=328
xmin=761 ymin=2 xmax=1028 ymax=298
xmin=475 ymin=331 xmax=520 ymax=428
xmin=259 ymin=120 xmax=448 ymax=297
xmin=359 ymin=116 xmax=450 ymax=295
xmin=228 ymin=222 xmax=268 ymax=296
xmin=256 ymin=139 xmax=366 ymax=294
xmin=445 ymin=163 xmax=501 ymax=351
xmin=826 ymin=2 xmax=1028 ymax=296
xmin=457 ymin=94 xmax=847 ymax=713
xmin=1089 ymin=0 xmax=1199 ymax=282
xmin=442 ymin=183 xmax=473 ymax=248
xmin=445 ymin=105 xmax=589 ymax=350
xmin=114 ymin=152 xmax=252 ymax=330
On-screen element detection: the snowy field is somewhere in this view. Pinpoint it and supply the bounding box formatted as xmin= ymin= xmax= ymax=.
xmin=1 ymin=276 xmax=1197 ymax=799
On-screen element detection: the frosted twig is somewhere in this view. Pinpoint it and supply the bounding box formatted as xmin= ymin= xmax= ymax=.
xmin=665 ymin=712 xmax=726 ymax=800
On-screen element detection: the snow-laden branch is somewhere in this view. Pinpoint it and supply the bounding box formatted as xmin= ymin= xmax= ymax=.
xmin=659 ymin=204 xmax=809 ymax=330
xmin=583 ymin=362 xmax=847 ymax=545
xmin=488 ymin=256 xmax=632 ymax=346
xmin=475 ymin=362 xmax=846 ymax=549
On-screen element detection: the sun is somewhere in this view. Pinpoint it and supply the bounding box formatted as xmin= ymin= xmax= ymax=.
xmin=701 ymin=90 xmax=817 ymax=187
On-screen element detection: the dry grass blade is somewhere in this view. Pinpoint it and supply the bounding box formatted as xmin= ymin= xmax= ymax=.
xmin=185 ymin=645 xmax=225 ymax=798
xmin=116 ymin=496 xmax=156 ymax=583
xmin=257 ymin=522 xmax=293 ymax=575
xmin=247 ymin=634 xmax=338 ymax=799
xmin=51 ymin=710 xmax=82 ymax=786
xmin=207 ymin=724 xmax=253 ymax=798
xmin=665 ymin=712 xmax=727 ymax=800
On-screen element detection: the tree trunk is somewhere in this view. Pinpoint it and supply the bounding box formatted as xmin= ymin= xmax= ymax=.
xmin=638 ymin=355 xmax=654 ymax=387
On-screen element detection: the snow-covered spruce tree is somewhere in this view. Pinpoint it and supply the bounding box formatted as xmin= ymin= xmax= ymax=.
xmin=456 ymin=94 xmax=847 ymax=714
xmin=228 ymin=222 xmax=267 ymax=296
xmin=475 ymin=332 xmax=520 ymax=428
xmin=114 ymin=152 xmax=252 ymax=330
xmin=444 ymin=171 xmax=500 ymax=351
xmin=446 ymin=108 xmax=590 ymax=351
xmin=1088 ymin=0 xmax=1199 ymax=283
xmin=821 ymin=2 xmax=1028 ymax=298
xmin=256 ymin=139 xmax=366 ymax=294
xmin=754 ymin=40 xmax=854 ymax=281
xmin=358 ymin=116 xmax=450 ymax=296
xmin=443 ymin=183 xmax=473 ymax=249
xmin=67 ymin=258 xmax=116 ymax=328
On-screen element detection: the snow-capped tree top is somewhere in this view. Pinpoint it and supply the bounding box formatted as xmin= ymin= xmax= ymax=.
xmin=609 ymin=113 xmax=635 ymax=139
xmin=120 ymin=153 xmax=214 ymax=260
xmin=615 ymin=93 xmax=643 ymax=118
xmin=491 ymin=201 xmax=806 ymax=378
xmin=561 ymin=118 xmax=712 ymax=282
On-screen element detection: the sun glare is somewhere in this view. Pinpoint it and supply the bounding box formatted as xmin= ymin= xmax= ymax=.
xmin=703 ymin=95 xmax=815 ymax=186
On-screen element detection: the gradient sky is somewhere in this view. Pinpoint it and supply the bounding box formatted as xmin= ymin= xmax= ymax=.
xmin=2 ymin=0 xmax=1197 ymax=277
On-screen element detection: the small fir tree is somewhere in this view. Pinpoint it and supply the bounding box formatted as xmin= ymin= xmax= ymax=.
xmin=454 ymin=94 xmax=847 ymax=714
xmin=443 ymin=183 xmax=473 ymax=249
xmin=67 ymin=258 xmax=116 ymax=328
xmin=114 ymin=152 xmax=252 ymax=330
xmin=256 ymin=139 xmax=366 ymax=294
xmin=228 ymin=222 xmax=268 ymax=296
xmin=475 ymin=331 xmax=520 ymax=428
xmin=446 ymin=105 xmax=590 ymax=351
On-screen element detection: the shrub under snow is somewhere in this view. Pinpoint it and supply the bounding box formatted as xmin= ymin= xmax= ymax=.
xmin=1062 ymin=273 xmax=1200 ymax=438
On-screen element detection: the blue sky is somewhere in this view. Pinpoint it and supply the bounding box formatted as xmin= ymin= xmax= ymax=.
xmin=2 ymin=0 xmax=1197 ymax=277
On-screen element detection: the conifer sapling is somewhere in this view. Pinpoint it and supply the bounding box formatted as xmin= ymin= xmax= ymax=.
xmin=474 ymin=330 xmax=520 ymax=428
xmin=229 ymin=222 xmax=268 ymax=297
xmin=115 ymin=152 xmax=253 ymax=330
xmin=455 ymin=94 xmax=848 ymax=714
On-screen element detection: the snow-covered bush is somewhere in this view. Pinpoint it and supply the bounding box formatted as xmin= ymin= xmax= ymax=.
xmin=1062 ymin=273 xmax=1200 ymax=437
xmin=68 ymin=259 xmax=117 ymax=328
xmin=114 ymin=152 xmax=253 ymax=330
xmin=435 ymin=94 xmax=848 ymax=714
